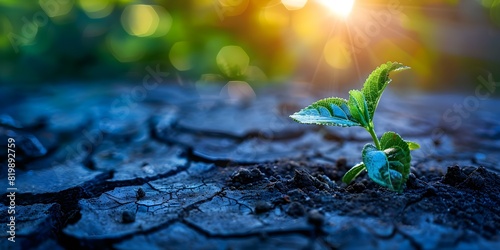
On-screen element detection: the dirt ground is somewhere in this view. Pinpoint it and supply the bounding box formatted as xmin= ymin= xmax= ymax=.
xmin=1 ymin=84 xmax=499 ymax=249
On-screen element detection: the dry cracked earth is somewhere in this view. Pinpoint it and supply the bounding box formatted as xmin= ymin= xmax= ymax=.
xmin=0 ymin=83 xmax=499 ymax=250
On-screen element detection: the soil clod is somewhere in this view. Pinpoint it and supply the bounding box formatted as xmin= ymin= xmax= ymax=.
xmin=122 ymin=211 xmax=136 ymax=223
xmin=286 ymin=202 xmax=306 ymax=217
xmin=307 ymin=209 xmax=325 ymax=226
xmin=254 ymin=200 xmax=272 ymax=214
xmin=136 ymin=188 xmax=146 ymax=199
xmin=230 ymin=168 xmax=264 ymax=185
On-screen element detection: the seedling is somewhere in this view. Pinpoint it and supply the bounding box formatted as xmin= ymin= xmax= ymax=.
xmin=290 ymin=62 xmax=420 ymax=192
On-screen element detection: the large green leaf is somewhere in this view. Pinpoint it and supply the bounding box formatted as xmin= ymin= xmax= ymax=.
xmin=362 ymin=144 xmax=399 ymax=190
xmin=361 ymin=62 xmax=410 ymax=120
xmin=290 ymin=97 xmax=361 ymax=127
xmin=347 ymin=90 xmax=370 ymax=128
xmin=362 ymin=132 xmax=411 ymax=192
xmin=342 ymin=162 xmax=366 ymax=184
xmin=380 ymin=132 xmax=411 ymax=187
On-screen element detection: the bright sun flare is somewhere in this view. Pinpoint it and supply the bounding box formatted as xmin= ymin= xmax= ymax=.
xmin=318 ymin=0 xmax=356 ymax=18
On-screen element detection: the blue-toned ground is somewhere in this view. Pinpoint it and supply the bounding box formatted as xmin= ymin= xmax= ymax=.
xmin=0 ymin=83 xmax=499 ymax=249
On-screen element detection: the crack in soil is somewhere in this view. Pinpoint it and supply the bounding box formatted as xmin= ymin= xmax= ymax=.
xmin=2 ymin=86 xmax=500 ymax=249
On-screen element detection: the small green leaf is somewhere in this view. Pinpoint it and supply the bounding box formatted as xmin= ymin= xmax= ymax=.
xmin=348 ymin=90 xmax=370 ymax=128
xmin=342 ymin=162 xmax=366 ymax=184
xmin=362 ymin=144 xmax=398 ymax=190
xmin=290 ymin=97 xmax=361 ymax=127
xmin=380 ymin=131 xmax=411 ymax=191
xmin=362 ymin=132 xmax=411 ymax=192
xmin=406 ymin=141 xmax=420 ymax=150
xmin=362 ymin=62 xmax=410 ymax=121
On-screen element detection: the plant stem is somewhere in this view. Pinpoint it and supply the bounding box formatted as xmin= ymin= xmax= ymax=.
xmin=366 ymin=124 xmax=381 ymax=149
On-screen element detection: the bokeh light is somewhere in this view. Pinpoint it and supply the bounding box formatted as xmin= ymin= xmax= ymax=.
xmin=218 ymin=0 xmax=250 ymax=16
xmin=107 ymin=33 xmax=145 ymax=62
xmin=259 ymin=3 xmax=290 ymax=30
xmin=489 ymin=0 xmax=500 ymax=26
xmin=1 ymin=1 xmax=500 ymax=92
xmin=169 ymin=41 xmax=192 ymax=71
xmin=216 ymin=46 xmax=250 ymax=78
xmin=291 ymin=9 xmax=324 ymax=45
xmin=220 ymin=81 xmax=256 ymax=101
xmin=121 ymin=4 xmax=171 ymax=37
xmin=150 ymin=6 xmax=173 ymax=37
xmin=281 ymin=0 xmax=308 ymax=10
xmin=245 ymin=66 xmax=268 ymax=83
xmin=324 ymin=36 xmax=352 ymax=69
xmin=39 ymin=0 xmax=74 ymax=18
xmin=78 ymin=0 xmax=114 ymax=19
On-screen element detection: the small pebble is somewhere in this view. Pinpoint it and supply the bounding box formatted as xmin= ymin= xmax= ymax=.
xmin=336 ymin=158 xmax=347 ymax=169
xmin=274 ymin=181 xmax=286 ymax=192
xmin=410 ymin=167 xmax=418 ymax=177
xmin=318 ymin=175 xmax=336 ymax=189
xmin=254 ymin=200 xmax=272 ymax=214
xmin=231 ymin=168 xmax=263 ymax=184
xmin=462 ymin=166 xmax=477 ymax=176
xmin=406 ymin=173 xmax=420 ymax=189
xmin=286 ymin=202 xmax=305 ymax=217
xmin=122 ymin=211 xmax=136 ymax=223
xmin=136 ymin=188 xmax=146 ymax=199
xmin=424 ymin=186 xmax=437 ymax=197
xmin=307 ymin=209 xmax=325 ymax=226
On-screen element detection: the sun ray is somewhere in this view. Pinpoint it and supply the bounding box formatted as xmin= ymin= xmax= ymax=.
xmin=309 ymin=18 xmax=339 ymax=92
xmin=383 ymin=25 xmax=420 ymax=44
xmin=309 ymin=0 xmax=457 ymax=93
xmin=356 ymin=1 xmax=456 ymax=13
xmin=317 ymin=0 xmax=356 ymax=19
xmin=345 ymin=23 xmax=363 ymax=85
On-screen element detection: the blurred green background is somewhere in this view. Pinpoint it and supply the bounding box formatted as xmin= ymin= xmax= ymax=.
xmin=1 ymin=0 xmax=500 ymax=92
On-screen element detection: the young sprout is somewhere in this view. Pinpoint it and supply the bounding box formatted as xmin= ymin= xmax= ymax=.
xmin=290 ymin=62 xmax=420 ymax=192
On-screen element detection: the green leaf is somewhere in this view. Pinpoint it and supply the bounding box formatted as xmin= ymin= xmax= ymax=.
xmin=362 ymin=144 xmax=400 ymax=190
xmin=361 ymin=62 xmax=410 ymax=120
xmin=362 ymin=132 xmax=411 ymax=192
xmin=406 ymin=141 xmax=420 ymax=150
xmin=380 ymin=131 xmax=411 ymax=190
xmin=290 ymin=97 xmax=361 ymax=127
xmin=348 ymin=90 xmax=370 ymax=128
xmin=342 ymin=162 xmax=366 ymax=184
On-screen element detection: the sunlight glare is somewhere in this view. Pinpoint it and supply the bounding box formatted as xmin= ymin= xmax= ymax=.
xmin=317 ymin=0 xmax=355 ymax=18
